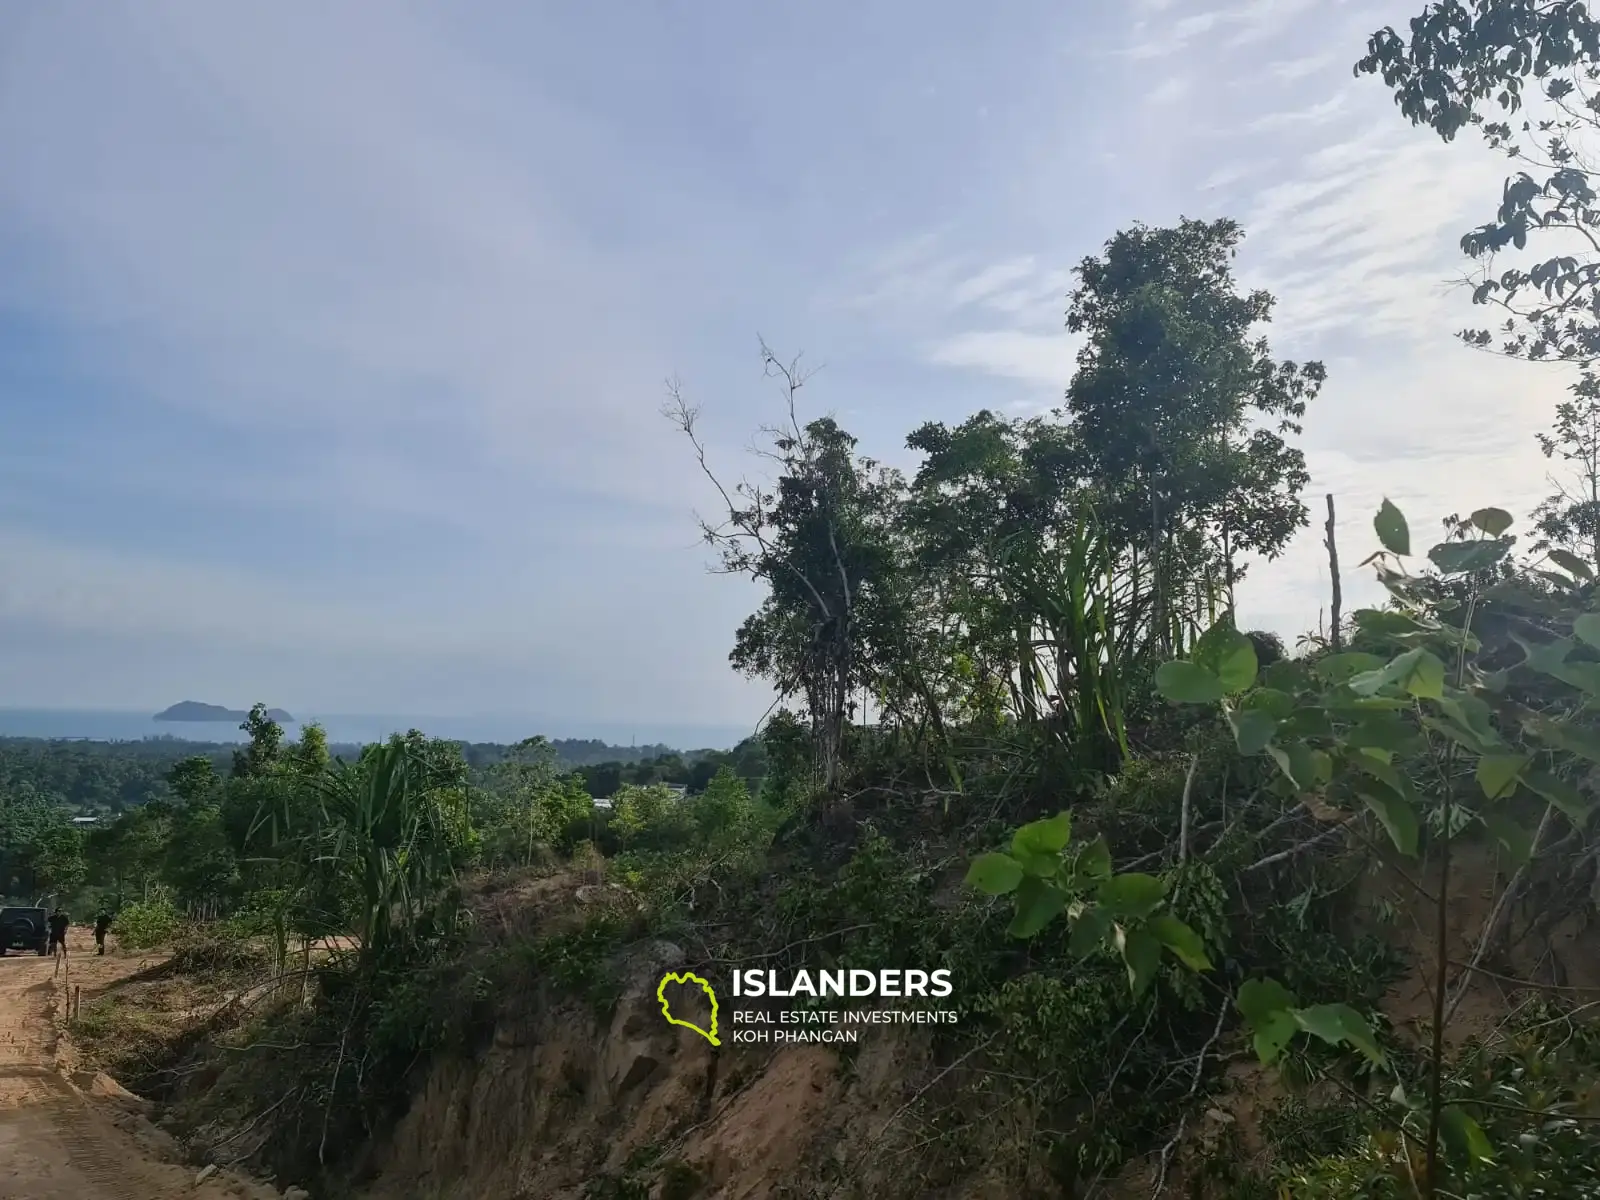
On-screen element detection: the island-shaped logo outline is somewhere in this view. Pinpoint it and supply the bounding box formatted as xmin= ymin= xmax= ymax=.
xmin=657 ymin=971 xmax=720 ymax=1046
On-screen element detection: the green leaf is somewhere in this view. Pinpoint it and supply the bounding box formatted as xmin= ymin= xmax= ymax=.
xmin=1096 ymin=872 xmax=1167 ymax=920
xmin=1439 ymin=1105 xmax=1495 ymax=1165
xmin=1523 ymin=770 xmax=1594 ymax=824
xmin=1115 ymin=925 xmax=1163 ymax=999
xmin=966 ymin=852 xmax=1023 ymax=896
xmin=1469 ymin=507 xmax=1513 ymax=536
xmin=1253 ymin=1011 xmax=1298 ymax=1065
xmin=1068 ymin=906 xmax=1110 ymax=958
xmin=1346 ymin=712 xmax=1422 ymax=756
xmin=1154 ymin=660 xmax=1225 ymax=705
xmin=1475 ymin=754 xmax=1528 ymax=801
xmin=1226 ymin=706 xmax=1278 ymax=756
xmin=1014 ymin=851 xmax=1060 ymax=878
xmin=1422 ymin=716 xmax=1493 ymax=756
xmin=1523 ymin=712 xmax=1600 ymax=765
xmin=1312 ymin=651 xmax=1387 ymax=683
xmin=1204 ymin=637 xmax=1258 ymax=695
xmin=1374 ymin=499 xmax=1410 ymax=556
xmin=1549 ymin=548 xmax=1595 ymax=581
xmin=1075 ymin=835 xmax=1113 ymax=881
xmin=1147 ymin=914 xmax=1212 ymax=971
xmin=1353 ymin=609 xmax=1434 ymax=639
xmin=1574 ymin=613 xmax=1600 ymax=650
xmin=1236 ymin=977 xmax=1298 ymax=1027
xmin=1291 ymin=1003 xmax=1387 ymax=1067
xmin=1437 ymin=693 xmax=1502 ymax=749
xmin=1242 ymin=688 xmax=1295 ymax=718
xmin=1012 ymin=812 xmax=1072 ymax=858
xmin=1347 ymin=647 xmax=1446 ymax=700
xmin=1007 ymin=876 xmax=1067 ymax=938
xmin=1428 ymin=537 xmax=1512 ymax=575
xmin=1360 ymin=790 xmax=1419 ymax=857
xmin=1480 ymin=812 xmax=1534 ymax=866
xmin=1268 ymin=742 xmax=1330 ymax=791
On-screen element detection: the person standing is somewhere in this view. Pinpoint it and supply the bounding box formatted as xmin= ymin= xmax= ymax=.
xmin=93 ymin=910 xmax=112 ymax=956
xmin=47 ymin=908 xmax=69 ymax=963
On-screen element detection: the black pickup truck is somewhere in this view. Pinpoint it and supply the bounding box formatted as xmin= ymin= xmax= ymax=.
xmin=0 ymin=907 xmax=49 ymax=956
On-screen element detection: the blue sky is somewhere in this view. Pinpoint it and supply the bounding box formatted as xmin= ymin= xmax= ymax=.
xmin=0 ymin=0 xmax=1578 ymax=741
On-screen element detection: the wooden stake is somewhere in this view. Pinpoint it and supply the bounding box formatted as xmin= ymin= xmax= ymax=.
xmin=1324 ymin=494 xmax=1343 ymax=651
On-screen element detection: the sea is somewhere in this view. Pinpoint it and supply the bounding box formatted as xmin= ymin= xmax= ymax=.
xmin=0 ymin=709 xmax=754 ymax=752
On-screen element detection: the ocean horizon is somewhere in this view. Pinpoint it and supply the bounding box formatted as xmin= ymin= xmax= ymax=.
xmin=0 ymin=708 xmax=754 ymax=751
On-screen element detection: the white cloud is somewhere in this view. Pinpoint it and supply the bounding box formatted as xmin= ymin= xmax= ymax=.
xmin=927 ymin=329 xmax=1077 ymax=390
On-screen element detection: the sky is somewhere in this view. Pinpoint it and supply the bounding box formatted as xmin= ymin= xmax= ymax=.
xmin=0 ymin=0 xmax=1583 ymax=744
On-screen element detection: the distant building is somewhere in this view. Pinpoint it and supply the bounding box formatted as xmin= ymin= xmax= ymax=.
xmin=70 ymin=816 xmax=99 ymax=825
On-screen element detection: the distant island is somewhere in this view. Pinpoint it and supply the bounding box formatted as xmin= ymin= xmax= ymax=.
xmin=153 ymin=702 xmax=296 ymax=724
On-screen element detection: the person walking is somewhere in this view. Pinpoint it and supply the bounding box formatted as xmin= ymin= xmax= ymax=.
xmin=93 ymin=910 xmax=112 ymax=956
xmin=47 ymin=908 xmax=69 ymax=964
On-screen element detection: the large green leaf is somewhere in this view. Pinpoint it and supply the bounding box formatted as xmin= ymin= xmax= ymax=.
xmin=1347 ymin=647 xmax=1446 ymax=700
xmin=1147 ymin=913 xmax=1212 ymax=971
xmin=1292 ymin=1003 xmax=1387 ymax=1068
xmin=1252 ymin=1011 xmax=1299 ymax=1065
xmin=1439 ymin=1105 xmax=1496 ymax=1165
xmin=1075 ymin=835 xmax=1113 ymax=882
xmin=1523 ymin=712 xmax=1600 ymax=765
xmin=1468 ymin=507 xmax=1513 ymax=536
xmin=1480 ymin=811 xmax=1534 ymax=866
xmin=1242 ymin=687 xmax=1296 ymax=718
xmin=1360 ymin=789 xmax=1419 ymax=857
xmin=1312 ymin=651 xmax=1387 ymax=683
xmin=1353 ymin=609 xmax=1434 ymax=639
xmin=1235 ymin=977 xmax=1298 ymax=1026
xmin=1428 ymin=537 xmax=1512 ymax=575
xmin=1437 ymin=693 xmax=1503 ymax=749
xmin=1374 ymin=499 xmax=1410 ymax=556
xmin=1574 ymin=613 xmax=1600 ymax=651
xmin=1267 ymin=742 xmax=1331 ymax=791
xmin=966 ymin=852 xmax=1023 ymax=896
xmin=1523 ymin=770 xmax=1594 ymax=823
xmin=1096 ymin=872 xmax=1167 ymax=920
xmin=1226 ymin=706 xmax=1277 ymax=756
xmin=1012 ymin=812 xmax=1072 ymax=858
xmin=1154 ymin=660 xmax=1225 ymax=704
xmin=1114 ymin=925 xmax=1163 ymax=999
xmin=1069 ymin=906 xmax=1111 ymax=958
xmin=1193 ymin=619 xmax=1259 ymax=694
xmin=1007 ymin=876 xmax=1066 ymax=938
xmin=1549 ymin=548 xmax=1595 ymax=581
xmin=1475 ymin=753 xmax=1528 ymax=801
xmin=1346 ymin=711 xmax=1422 ymax=755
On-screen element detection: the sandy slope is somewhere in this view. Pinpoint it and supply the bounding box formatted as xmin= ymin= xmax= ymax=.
xmin=0 ymin=930 xmax=248 ymax=1200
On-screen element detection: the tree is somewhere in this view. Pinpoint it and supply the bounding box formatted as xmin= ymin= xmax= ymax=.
xmin=1063 ymin=218 xmax=1323 ymax=651
xmin=1531 ymin=370 xmax=1600 ymax=569
xmin=1356 ymin=0 xmax=1600 ymax=365
xmin=665 ymin=344 xmax=907 ymax=789
xmin=232 ymin=703 xmax=285 ymax=779
xmin=0 ymin=796 xmax=86 ymax=900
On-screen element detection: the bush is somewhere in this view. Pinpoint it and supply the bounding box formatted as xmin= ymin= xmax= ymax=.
xmin=113 ymin=894 xmax=183 ymax=950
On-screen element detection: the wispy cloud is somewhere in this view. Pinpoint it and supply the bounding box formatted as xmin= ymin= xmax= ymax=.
xmin=0 ymin=0 xmax=1580 ymax=727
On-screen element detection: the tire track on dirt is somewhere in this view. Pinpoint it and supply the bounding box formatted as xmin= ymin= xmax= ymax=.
xmin=0 ymin=935 xmax=248 ymax=1200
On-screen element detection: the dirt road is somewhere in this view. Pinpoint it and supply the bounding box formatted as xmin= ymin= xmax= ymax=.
xmin=0 ymin=930 xmax=244 ymax=1200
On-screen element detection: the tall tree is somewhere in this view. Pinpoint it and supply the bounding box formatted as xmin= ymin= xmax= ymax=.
xmin=665 ymin=345 xmax=906 ymax=789
xmin=1063 ymin=218 xmax=1323 ymax=651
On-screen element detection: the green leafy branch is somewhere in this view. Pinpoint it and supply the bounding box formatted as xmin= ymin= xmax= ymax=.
xmin=965 ymin=811 xmax=1212 ymax=999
